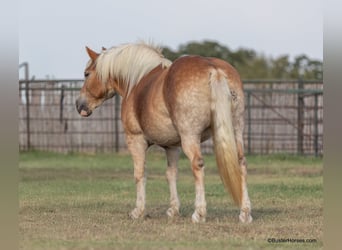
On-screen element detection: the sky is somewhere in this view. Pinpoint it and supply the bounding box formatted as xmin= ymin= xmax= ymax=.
xmin=19 ymin=0 xmax=323 ymax=79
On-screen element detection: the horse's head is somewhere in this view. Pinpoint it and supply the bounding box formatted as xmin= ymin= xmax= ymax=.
xmin=76 ymin=46 xmax=115 ymax=117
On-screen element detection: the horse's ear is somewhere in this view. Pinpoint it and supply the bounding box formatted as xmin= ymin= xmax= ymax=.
xmin=85 ymin=46 xmax=99 ymax=61
xmin=102 ymin=47 xmax=107 ymax=51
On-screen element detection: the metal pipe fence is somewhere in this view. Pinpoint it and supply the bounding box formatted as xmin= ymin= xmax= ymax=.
xmin=19 ymin=79 xmax=323 ymax=156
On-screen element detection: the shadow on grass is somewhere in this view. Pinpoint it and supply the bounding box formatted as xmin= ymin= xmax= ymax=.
xmin=134 ymin=203 xmax=282 ymax=223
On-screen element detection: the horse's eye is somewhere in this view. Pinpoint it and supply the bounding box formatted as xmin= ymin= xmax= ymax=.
xmin=84 ymin=72 xmax=90 ymax=78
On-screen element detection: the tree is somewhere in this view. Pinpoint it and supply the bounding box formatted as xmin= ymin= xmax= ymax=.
xmin=162 ymin=41 xmax=322 ymax=80
xmin=271 ymin=55 xmax=291 ymax=79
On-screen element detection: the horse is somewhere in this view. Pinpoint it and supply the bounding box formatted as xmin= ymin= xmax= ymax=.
xmin=76 ymin=42 xmax=252 ymax=223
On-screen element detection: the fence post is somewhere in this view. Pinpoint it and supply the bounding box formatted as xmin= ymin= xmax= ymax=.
xmin=114 ymin=94 xmax=120 ymax=152
xmin=297 ymin=79 xmax=304 ymax=155
xmin=19 ymin=62 xmax=31 ymax=150
xmin=314 ymin=93 xmax=319 ymax=156
xmin=25 ymin=80 xmax=31 ymax=150
xmin=247 ymin=91 xmax=251 ymax=154
xmin=60 ymin=85 xmax=65 ymax=124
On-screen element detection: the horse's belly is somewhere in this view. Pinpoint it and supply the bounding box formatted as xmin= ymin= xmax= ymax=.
xmin=143 ymin=123 xmax=180 ymax=146
xmin=142 ymin=119 xmax=212 ymax=147
xmin=142 ymin=118 xmax=181 ymax=146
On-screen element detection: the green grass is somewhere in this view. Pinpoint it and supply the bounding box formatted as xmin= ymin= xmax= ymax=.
xmin=19 ymin=151 xmax=323 ymax=250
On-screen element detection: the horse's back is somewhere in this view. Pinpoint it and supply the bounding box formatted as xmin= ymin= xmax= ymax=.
xmin=163 ymin=55 xmax=243 ymax=140
xmin=122 ymin=55 xmax=243 ymax=147
xmin=164 ymin=55 xmax=216 ymax=102
xmin=163 ymin=56 xmax=217 ymax=138
xmin=164 ymin=55 xmax=242 ymax=98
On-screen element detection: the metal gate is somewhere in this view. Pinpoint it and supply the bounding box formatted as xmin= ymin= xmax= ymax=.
xmin=19 ymin=79 xmax=323 ymax=155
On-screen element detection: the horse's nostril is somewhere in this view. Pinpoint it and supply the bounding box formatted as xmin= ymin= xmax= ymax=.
xmin=76 ymin=98 xmax=85 ymax=113
xmin=75 ymin=97 xmax=92 ymax=117
xmin=75 ymin=99 xmax=83 ymax=113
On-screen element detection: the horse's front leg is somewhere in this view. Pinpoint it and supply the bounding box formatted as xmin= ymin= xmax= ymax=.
xmin=126 ymin=135 xmax=148 ymax=219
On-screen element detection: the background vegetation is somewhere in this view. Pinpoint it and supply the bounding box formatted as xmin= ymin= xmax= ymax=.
xmin=162 ymin=40 xmax=323 ymax=80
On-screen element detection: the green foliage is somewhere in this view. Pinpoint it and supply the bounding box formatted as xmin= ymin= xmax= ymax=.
xmin=162 ymin=40 xmax=323 ymax=80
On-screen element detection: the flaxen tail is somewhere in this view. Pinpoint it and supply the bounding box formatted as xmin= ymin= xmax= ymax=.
xmin=209 ymin=69 xmax=242 ymax=207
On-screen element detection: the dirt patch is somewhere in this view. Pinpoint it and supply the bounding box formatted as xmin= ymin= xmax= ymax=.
xmin=289 ymin=167 xmax=323 ymax=177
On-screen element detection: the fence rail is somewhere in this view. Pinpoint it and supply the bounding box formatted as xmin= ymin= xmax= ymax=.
xmin=19 ymin=79 xmax=323 ymax=156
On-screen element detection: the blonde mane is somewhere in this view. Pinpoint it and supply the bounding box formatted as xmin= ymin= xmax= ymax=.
xmin=95 ymin=42 xmax=172 ymax=94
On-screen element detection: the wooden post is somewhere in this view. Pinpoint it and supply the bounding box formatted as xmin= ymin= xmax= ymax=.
xmin=247 ymin=91 xmax=252 ymax=155
xmin=114 ymin=94 xmax=120 ymax=152
xmin=60 ymin=85 xmax=65 ymax=124
xmin=25 ymin=81 xmax=31 ymax=150
xmin=297 ymin=79 xmax=304 ymax=155
xmin=314 ymin=93 xmax=319 ymax=157
xmin=21 ymin=63 xmax=31 ymax=151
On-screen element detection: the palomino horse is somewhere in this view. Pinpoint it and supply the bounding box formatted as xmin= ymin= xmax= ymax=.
xmin=76 ymin=42 xmax=252 ymax=223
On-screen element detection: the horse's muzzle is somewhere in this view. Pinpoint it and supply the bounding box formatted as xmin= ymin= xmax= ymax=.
xmin=76 ymin=97 xmax=92 ymax=117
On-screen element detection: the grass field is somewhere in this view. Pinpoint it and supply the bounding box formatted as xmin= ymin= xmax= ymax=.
xmin=19 ymin=150 xmax=323 ymax=250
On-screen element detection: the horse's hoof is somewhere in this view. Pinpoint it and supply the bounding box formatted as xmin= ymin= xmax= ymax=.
xmin=129 ymin=208 xmax=144 ymax=219
xmin=166 ymin=207 xmax=180 ymax=218
xmin=191 ymin=211 xmax=206 ymax=223
xmin=239 ymin=210 xmax=253 ymax=223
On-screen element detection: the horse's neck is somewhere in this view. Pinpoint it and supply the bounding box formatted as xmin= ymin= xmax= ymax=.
xmin=110 ymin=78 xmax=129 ymax=97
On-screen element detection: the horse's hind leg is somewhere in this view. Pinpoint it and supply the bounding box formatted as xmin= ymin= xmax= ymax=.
xmin=233 ymin=104 xmax=253 ymax=223
xmin=181 ymin=138 xmax=207 ymax=223
xmin=237 ymin=153 xmax=253 ymax=223
xmin=165 ymin=147 xmax=180 ymax=217
xmin=126 ymin=135 xmax=148 ymax=219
